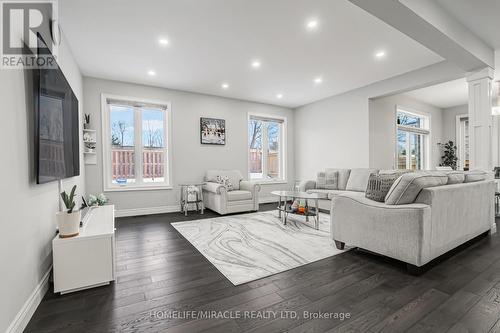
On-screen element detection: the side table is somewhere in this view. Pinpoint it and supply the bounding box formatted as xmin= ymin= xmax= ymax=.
xmin=179 ymin=183 xmax=205 ymax=216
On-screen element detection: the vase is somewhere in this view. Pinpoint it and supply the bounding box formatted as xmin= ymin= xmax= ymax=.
xmin=56 ymin=210 xmax=81 ymax=238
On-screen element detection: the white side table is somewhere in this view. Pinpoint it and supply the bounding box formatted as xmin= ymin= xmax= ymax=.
xmin=179 ymin=183 xmax=205 ymax=216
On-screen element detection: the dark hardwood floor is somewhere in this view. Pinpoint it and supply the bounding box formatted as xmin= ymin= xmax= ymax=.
xmin=26 ymin=204 xmax=500 ymax=333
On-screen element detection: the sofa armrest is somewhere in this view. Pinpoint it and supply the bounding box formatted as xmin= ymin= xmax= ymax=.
xmin=298 ymin=180 xmax=316 ymax=192
xmin=331 ymin=194 xmax=431 ymax=266
xmin=239 ymin=180 xmax=261 ymax=193
xmin=203 ymin=182 xmax=227 ymax=195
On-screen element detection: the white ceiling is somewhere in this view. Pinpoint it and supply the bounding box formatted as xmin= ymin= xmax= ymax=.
xmin=59 ymin=0 xmax=443 ymax=108
xmin=404 ymin=78 xmax=468 ymax=109
xmin=437 ymin=0 xmax=500 ymax=49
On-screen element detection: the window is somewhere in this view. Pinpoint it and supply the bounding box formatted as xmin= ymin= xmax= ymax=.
xmin=456 ymin=114 xmax=470 ymax=171
xmin=396 ymin=109 xmax=430 ymax=170
xmin=248 ymin=115 xmax=286 ymax=181
xmin=102 ymin=95 xmax=171 ymax=190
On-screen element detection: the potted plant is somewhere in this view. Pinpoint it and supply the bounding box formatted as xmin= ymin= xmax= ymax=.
xmin=84 ymin=114 xmax=90 ymax=129
xmin=440 ymin=141 xmax=458 ymax=170
xmin=56 ymin=185 xmax=81 ymax=238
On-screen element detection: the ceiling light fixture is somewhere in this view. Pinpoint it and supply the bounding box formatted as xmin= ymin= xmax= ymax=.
xmin=276 ymin=93 xmax=283 ymax=99
xmin=147 ymin=70 xmax=156 ymax=76
xmin=314 ymin=77 xmax=323 ymax=84
xmin=306 ymin=19 xmax=319 ymax=30
xmin=375 ymin=50 xmax=386 ymax=59
xmin=221 ymin=83 xmax=229 ymax=89
xmin=251 ymin=60 xmax=261 ymax=69
xmin=158 ymin=38 xmax=169 ymax=46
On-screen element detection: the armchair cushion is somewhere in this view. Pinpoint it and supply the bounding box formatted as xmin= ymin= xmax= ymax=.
xmin=227 ymin=190 xmax=252 ymax=201
xmin=206 ymin=170 xmax=243 ymax=190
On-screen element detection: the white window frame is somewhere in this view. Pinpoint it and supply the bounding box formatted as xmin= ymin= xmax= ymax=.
xmin=455 ymin=113 xmax=469 ymax=171
xmin=247 ymin=113 xmax=287 ymax=184
xmin=101 ymin=93 xmax=173 ymax=191
xmin=394 ymin=106 xmax=431 ymax=170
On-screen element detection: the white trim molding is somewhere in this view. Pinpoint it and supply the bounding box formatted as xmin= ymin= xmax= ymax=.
xmin=7 ymin=267 xmax=51 ymax=333
xmin=115 ymin=205 xmax=180 ymax=217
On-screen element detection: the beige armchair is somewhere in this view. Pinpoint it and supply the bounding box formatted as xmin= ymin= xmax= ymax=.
xmin=203 ymin=170 xmax=261 ymax=215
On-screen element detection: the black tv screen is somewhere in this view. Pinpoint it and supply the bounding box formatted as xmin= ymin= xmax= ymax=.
xmin=35 ymin=37 xmax=80 ymax=184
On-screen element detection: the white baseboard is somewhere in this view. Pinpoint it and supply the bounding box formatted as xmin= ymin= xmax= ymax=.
xmin=115 ymin=205 xmax=180 ymax=217
xmin=7 ymin=267 xmax=51 ymax=333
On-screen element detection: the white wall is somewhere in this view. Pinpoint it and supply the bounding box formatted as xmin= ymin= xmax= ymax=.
xmin=369 ymin=94 xmax=444 ymax=170
xmin=0 ymin=34 xmax=84 ymax=333
xmin=294 ymin=61 xmax=465 ymax=180
xmin=442 ymin=104 xmax=468 ymax=144
xmin=83 ymin=77 xmax=294 ymax=213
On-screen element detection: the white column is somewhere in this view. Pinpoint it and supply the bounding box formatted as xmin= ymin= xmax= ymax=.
xmin=467 ymin=67 xmax=497 ymax=234
xmin=466 ymin=67 xmax=494 ymax=171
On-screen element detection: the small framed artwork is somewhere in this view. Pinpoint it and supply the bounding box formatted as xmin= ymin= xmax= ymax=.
xmin=200 ymin=117 xmax=226 ymax=145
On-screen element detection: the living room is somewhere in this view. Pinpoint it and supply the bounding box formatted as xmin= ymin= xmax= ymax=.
xmin=2 ymin=0 xmax=500 ymax=332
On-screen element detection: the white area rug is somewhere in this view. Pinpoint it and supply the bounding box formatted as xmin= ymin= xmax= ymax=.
xmin=172 ymin=210 xmax=348 ymax=285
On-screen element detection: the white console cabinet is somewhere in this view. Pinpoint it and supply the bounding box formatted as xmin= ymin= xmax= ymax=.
xmin=53 ymin=205 xmax=116 ymax=294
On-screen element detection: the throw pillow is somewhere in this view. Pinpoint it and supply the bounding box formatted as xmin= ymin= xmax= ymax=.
xmin=216 ymin=175 xmax=234 ymax=191
xmin=365 ymin=173 xmax=398 ymax=202
xmin=316 ymin=170 xmax=338 ymax=190
xmin=384 ymin=172 xmax=448 ymax=205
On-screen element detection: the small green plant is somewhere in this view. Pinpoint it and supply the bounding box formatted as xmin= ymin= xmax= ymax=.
xmin=88 ymin=193 xmax=108 ymax=206
xmin=440 ymin=140 xmax=458 ymax=170
xmin=61 ymin=185 xmax=77 ymax=213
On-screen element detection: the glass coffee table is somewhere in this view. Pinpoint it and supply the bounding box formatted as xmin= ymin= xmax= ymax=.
xmin=270 ymin=191 xmax=327 ymax=230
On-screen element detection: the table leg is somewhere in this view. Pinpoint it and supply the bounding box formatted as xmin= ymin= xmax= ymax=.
xmin=199 ymin=185 xmax=204 ymax=214
xmin=305 ymin=199 xmax=309 ymax=222
xmin=184 ymin=187 xmax=188 ymax=217
xmin=315 ymin=198 xmax=319 ymax=230
xmin=278 ymin=196 xmax=282 ymax=218
xmin=180 ymin=186 xmax=184 ymax=213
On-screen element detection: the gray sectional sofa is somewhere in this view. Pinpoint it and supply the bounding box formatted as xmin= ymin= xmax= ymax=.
xmin=300 ymin=168 xmax=496 ymax=273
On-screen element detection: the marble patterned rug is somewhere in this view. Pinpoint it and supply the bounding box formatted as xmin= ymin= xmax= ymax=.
xmin=171 ymin=210 xmax=348 ymax=285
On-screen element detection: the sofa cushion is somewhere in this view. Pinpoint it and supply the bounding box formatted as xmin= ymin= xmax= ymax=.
xmin=206 ymin=170 xmax=243 ymax=190
xmin=445 ymin=171 xmax=465 ymax=184
xmin=385 ymin=172 xmax=448 ymax=205
xmin=226 ymin=190 xmax=252 ymax=201
xmin=365 ymin=173 xmax=399 ymax=202
xmin=307 ymin=189 xmax=353 ymax=200
xmin=316 ymin=170 xmax=338 ymax=190
xmin=464 ymin=170 xmax=487 ymax=183
xmin=346 ymin=168 xmax=379 ymax=192
xmin=325 ymin=169 xmax=351 ymax=190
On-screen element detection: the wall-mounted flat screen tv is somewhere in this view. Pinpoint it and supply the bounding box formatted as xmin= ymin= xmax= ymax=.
xmin=34 ymin=36 xmax=80 ymax=184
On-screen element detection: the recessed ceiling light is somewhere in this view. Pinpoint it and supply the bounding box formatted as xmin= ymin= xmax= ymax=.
xmin=306 ymin=19 xmax=319 ymax=30
xmin=221 ymin=83 xmax=229 ymax=89
xmin=314 ymin=77 xmax=323 ymax=84
xmin=158 ymin=38 xmax=169 ymax=46
xmin=251 ymin=60 xmax=261 ymax=69
xmin=375 ymin=50 xmax=386 ymax=59
xmin=147 ymin=70 xmax=156 ymax=76
xmin=276 ymin=93 xmax=283 ymax=99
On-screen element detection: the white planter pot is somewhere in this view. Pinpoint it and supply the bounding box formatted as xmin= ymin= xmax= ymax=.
xmin=56 ymin=210 xmax=81 ymax=238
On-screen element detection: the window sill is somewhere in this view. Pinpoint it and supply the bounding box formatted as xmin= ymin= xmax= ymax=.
xmin=104 ymin=185 xmax=173 ymax=192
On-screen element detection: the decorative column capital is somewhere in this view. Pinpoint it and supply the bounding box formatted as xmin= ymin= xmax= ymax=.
xmin=466 ymin=67 xmax=494 ymax=82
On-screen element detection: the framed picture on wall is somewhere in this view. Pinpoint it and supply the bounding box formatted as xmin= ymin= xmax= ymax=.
xmin=200 ymin=117 xmax=226 ymax=145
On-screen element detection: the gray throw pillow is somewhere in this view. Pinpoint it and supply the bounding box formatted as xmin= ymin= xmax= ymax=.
xmin=365 ymin=173 xmax=398 ymax=202
xmin=316 ymin=171 xmax=338 ymax=190
xmin=445 ymin=171 xmax=465 ymax=184
xmin=385 ymin=172 xmax=448 ymax=205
